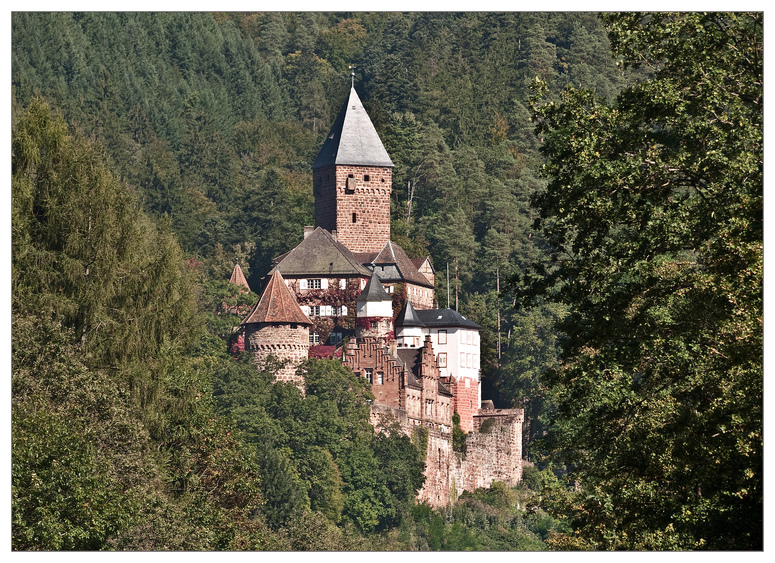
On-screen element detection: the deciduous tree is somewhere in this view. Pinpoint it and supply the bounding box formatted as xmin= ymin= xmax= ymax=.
xmin=524 ymin=12 xmax=762 ymax=550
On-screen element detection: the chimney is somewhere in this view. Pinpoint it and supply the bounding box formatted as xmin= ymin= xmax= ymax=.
xmin=304 ymin=226 xmax=314 ymax=239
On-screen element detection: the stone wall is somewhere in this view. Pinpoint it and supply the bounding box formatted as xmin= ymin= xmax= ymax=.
xmin=445 ymin=377 xmax=480 ymax=433
xmin=244 ymin=323 xmax=309 ymax=388
xmin=313 ymin=164 xmax=392 ymax=253
xmin=455 ymin=409 xmax=524 ymax=492
xmin=369 ymin=401 xmax=525 ymax=509
xmin=404 ymin=282 xmax=435 ymax=310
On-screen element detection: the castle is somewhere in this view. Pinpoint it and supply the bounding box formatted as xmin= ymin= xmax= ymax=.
xmin=237 ymin=86 xmax=524 ymax=507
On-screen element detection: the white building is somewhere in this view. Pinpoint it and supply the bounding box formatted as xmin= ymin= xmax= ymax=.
xmin=395 ymin=302 xmax=482 ymax=407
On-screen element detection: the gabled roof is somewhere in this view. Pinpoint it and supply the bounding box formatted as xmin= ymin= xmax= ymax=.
xmin=229 ymin=263 xmax=250 ymax=291
xmin=411 ymin=256 xmax=436 ymax=275
xmin=395 ymin=348 xmax=452 ymax=396
xmin=274 ymin=227 xmax=372 ymax=278
xmin=395 ymin=301 xmax=424 ymax=327
xmin=312 ymin=87 xmax=393 ymax=169
xmin=414 ymin=308 xmax=482 ymax=330
xmin=371 ymin=241 xmax=434 ymax=287
xmin=242 ymin=270 xmax=312 ymax=326
xmin=357 ymin=271 xmax=393 ymax=303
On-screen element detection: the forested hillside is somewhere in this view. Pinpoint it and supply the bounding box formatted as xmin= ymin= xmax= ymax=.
xmin=12 ymin=12 xmax=761 ymax=550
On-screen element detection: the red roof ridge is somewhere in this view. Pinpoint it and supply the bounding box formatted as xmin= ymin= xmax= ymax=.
xmin=242 ymin=269 xmax=312 ymax=326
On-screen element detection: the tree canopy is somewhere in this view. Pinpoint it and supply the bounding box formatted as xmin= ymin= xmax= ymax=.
xmin=523 ymin=12 xmax=762 ymax=550
xmin=12 ymin=11 xmax=762 ymax=551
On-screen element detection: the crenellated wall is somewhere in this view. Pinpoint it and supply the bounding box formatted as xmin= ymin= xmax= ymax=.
xmin=244 ymin=323 xmax=309 ymax=388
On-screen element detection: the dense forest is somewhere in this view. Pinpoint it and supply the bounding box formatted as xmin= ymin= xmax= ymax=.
xmin=12 ymin=12 xmax=762 ymax=550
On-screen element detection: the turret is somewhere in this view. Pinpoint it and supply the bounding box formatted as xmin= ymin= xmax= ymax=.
xmin=241 ymin=269 xmax=312 ymax=388
xmin=356 ymin=271 xmax=394 ymax=340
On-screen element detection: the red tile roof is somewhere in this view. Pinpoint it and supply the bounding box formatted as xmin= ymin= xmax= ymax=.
xmin=242 ymin=270 xmax=312 ymax=326
xmin=229 ymin=263 xmax=250 ymax=291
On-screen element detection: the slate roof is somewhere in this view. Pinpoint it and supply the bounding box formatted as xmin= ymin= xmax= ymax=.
xmin=395 ymin=301 xmax=424 ymax=327
xmin=396 ymin=349 xmax=423 ymax=389
xmin=357 ymin=271 xmax=393 ymax=303
xmin=273 ymin=227 xmax=372 ymax=278
xmin=369 ymin=241 xmax=434 ymax=287
xmin=312 ymin=87 xmax=393 ymax=169
xmin=413 ymin=308 xmax=482 ymax=330
xmin=242 ymin=269 xmax=312 ymax=326
xmin=229 ymin=263 xmax=250 ymax=291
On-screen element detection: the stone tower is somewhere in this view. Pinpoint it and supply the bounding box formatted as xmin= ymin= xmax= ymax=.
xmin=312 ymin=87 xmax=393 ymax=254
xmin=241 ymin=269 xmax=312 ymax=387
xmin=356 ymin=271 xmax=394 ymax=340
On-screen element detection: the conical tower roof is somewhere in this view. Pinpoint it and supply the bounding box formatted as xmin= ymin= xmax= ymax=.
xmin=395 ymin=301 xmax=424 ymax=327
xmin=229 ymin=263 xmax=250 ymax=291
xmin=357 ymin=271 xmax=393 ymax=303
xmin=312 ymin=87 xmax=393 ymax=169
xmin=242 ymin=269 xmax=312 ymax=326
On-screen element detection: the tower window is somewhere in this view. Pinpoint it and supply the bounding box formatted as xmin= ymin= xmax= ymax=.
xmin=363 ymin=174 xmax=370 ymax=182
xmin=352 ymin=213 xmax=357 ymax=223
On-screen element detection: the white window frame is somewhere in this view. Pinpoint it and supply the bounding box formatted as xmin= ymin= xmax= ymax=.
xmin=438 ymin=330 xmax=447 ymax=345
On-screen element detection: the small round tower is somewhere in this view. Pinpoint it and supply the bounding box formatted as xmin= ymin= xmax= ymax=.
xmin=241 ymin=269 xmax=312 ymax=388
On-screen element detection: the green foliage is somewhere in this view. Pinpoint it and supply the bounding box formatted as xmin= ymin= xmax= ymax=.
xmin=212 ymin=358 xmax=426 ymax=535
xmin=11 ymin=99 xmax=278 ymax=551
xmin=451 ymin=412 xmax=466 ymax=454
xmin=525 ymin=12 xmax=763 ymax=550
xmin=389 ymin=479 xmax=558 ymax=551
xmin=12 ymin=12 xmax=680 ymax=550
